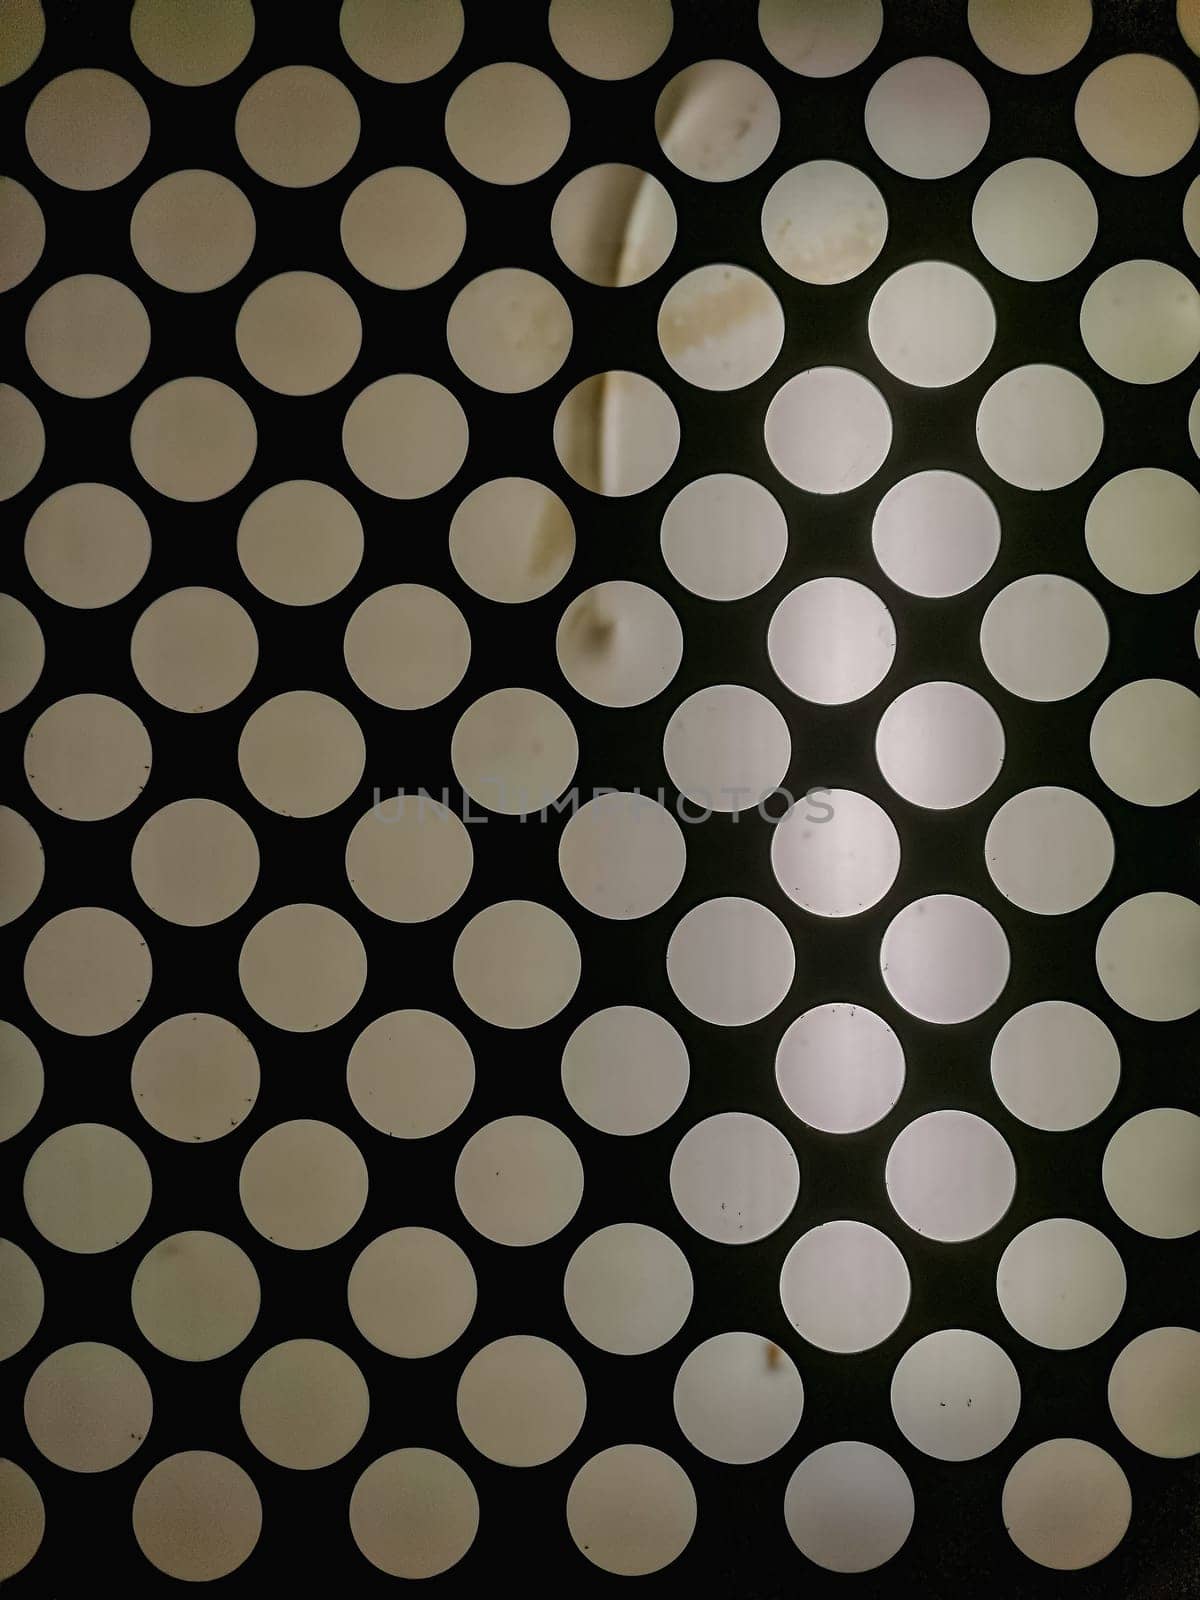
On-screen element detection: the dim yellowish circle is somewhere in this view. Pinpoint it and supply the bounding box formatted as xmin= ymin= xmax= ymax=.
xmin=131 ymin=378 xmax=257 ymax=502
xmin=26 ymin=274 xmax=149 ymax=398
xmin=1109 ymin=1327 xmax=1200 ymax=1458
xmin=0 ymin=1461 xmax=43 ymax=1581
xmin=1075 ymin=54 xmax=1198 ymax=176
xmin=0 ymin=807 xmax=42 ymax=925
xmin=445 ymin=63 xmax=569 ymax=185
xmin=980 ymin=575 xmax=1108 ymax=701
xmin=761 ymin=160 xmax=887 ymax=285
xmin=447 ymin=268 xmax=571 ymax=393
xmin=132 ymin=586 xmax=258 ymax=712
xmin=347 ymin=1010 xmax=474 ymax=1138
xmin=985 ymin=786 xmax=1113 ymax=915
xmin=24 ymin=910 xmax=151 ymax=1038
xmin=345 ymin=797 xmax=472 ymax=923
xmin=972 ymin=158 xmax=1097 ymax=281
xmin=26 ymin=68 xmax=149 ymax=190
xmin=240 ymin=1340 xmax=368 ymax=1469
xmin=24 ymin=1342 xmax=151 ymax=1473
xmin=25 ymin=694 xmax=151 ymax=820
xmin=0 ymin=388 xmax=44 ymax=502
xmin=0 ymin=178 xmax=44 ymax=291
xmin=130 ymin=0 xmax=254 ymax=85
xmin=551 ymin=164 xmax=676 ymax=287
xmin=557 ymin=580 xmax=682 ymax=707
xmin=133 ymin=1453 xmax=261 ymax=1582
xmin=784 ymin=1444 xmax=913 ymax=1572
xmin=237 ymin=271 xmax=361 ymax=395
xmin=1090 ymin=678 xmax=1200 ymax=807
xmin=452 ymin=688 xmax=577 ymax=816
xmin=667 ymin=897 xmax=795 ymax=1026
xmin=348 ymin=1227 xmax=476 ymax=1356
xmin=559 ymin=791 xmax=685 ymax=920
xmin=997 ymin=1218 xmax=1125 ymax=1349
xmin=239 ymin=1118 xmax=368 ymax=1249
xmin=0 ymin=1238 xmax=43 ymax=1359
xmin=0 ymin=0 xmax=43 ymax=86
xmin=343 ymin=373 xmax=467 ymax=499
xmin=1097 ymin=894 xmax=1200 ymax=1022
xmin=968 ymin=0 xmax=1091 ymax=73
xmin=455 ymin=1114 xmax=583 ymax=1245
xmin=238 ymin=690 xmax=365 ymax=817
xmin=131 ymin=1012 xmax=259 ymax=1143
xmin=564 ymin=1222 xmax=693 ymax=1354
xmin=24 ymin=1122 xmax=151 ymax=1252
xmin=658 ymin=263 xmax=783 ymax=391
xmin=457 ymin=1336 xmax=586 ymax=1466
xmin=340 ymin=166 xmax=465 ymax=289
xmin=25 ymin=483 xmax=150 ymax=608
xmin=561 ymin=1006 xmax=689 ymax=1136
xmin=673 ymin=1331 xmax=803 ymax=1464
xmin=758 ymin=0 xmax=882 ymax=77
xmin=1103 ymin=1107 xmax=1200 ymax=1235
xmin=1080 ymin=259 xmax=1200 ymax=384
xmin=554 ymin=370 xmax=679 ymax=496
xmin=239 ymin=904 xmax=367 ymax=1032
xmin=1002 ymin=1439 xmax=1130 ymax=1570
xmin=131 ymin=169 xmax=256 ymax=293
xmin=0 ymin=593 xmax=43 ymax=706
xmin=655 ymin=59 xmax=779 ymax=182
xmin=339 ymin=0 xmax=463 ymax=82
xmin=132 ymin=799 xmax=260 ymax=926
xmin=132 ymin=1231 xmax=260 ymax=1360
xmin=449 ymin=477 xmax=574 ymax=603
xmin=991 ymin=1001 xmax=1119 ymax=1132
xmin=890 ymin=1330 xmax=1020 ymax=1461
xmin=0 ymin=1020 xmax=42 ymax=1142
xmin=1087 ymin=467 xmax=1200 ymax=594
xmin=453 ymin=901 xmax=581 ymax=1029
xmin=235 ymin=66 xmax=360 ymax=188
xmin=549 ymin=0 xmax=672 ymax=78
xmin=350 ymin=1450 xmax=478 ymax=1578
xmin=344 ymin=583 xmax=470 ymax=709
xmin=238 ymin=480 xmax=363 ymax=605
xmin=568 ymin=1446 xmax=695 ymax=1576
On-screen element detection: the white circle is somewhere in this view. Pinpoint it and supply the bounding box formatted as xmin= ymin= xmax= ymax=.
xmin=567 ymin=1446 xmax=695 ymax=1576
xmin=1091 ymin=678 xmax=1200 ymax=807
xmin=981 ymin=575 xmax=1109 ymax=702
xmin=564 ymin=1223 xmax=693 ymax=1354
xmin=865 ymin=57 xmax=990 ymax=179
xmin=551 ymin=162 xmax=676 ymax=288
xmin=972 ymin=158 xmax=1097 ymax=281
xmin=670 ymin=1112 xmax=798 ymax=1243
xmin=447 ymin=268 xmax=571 ymax=394
xmin=872 ymin=470 xmax=999 ymax=598
xmin=764 ymin=368 xmax=892 ymax=494
xmin=1086 ymin=468 xmax=1200 ymax=594
xmin=869 ymin=262 xmax=995 ymax=388
xmin=673 ymin=1331 xmax=803 ymax=1463
xmin=1096 ymin=894 xmax=1200 ymax=1021
xmin=761 ymin=160 xmax=887 ymax=285
xmin=453 ymin=901 xmax=580 ymax=1029
xmin=976 ymin=365 xmax=1103 ymax=490
xmin=554 ymin=370 xmax=679 ymax=496
xmin=771 ymin=788 xmax=900 ymax=917
xmin=666 ymin=897 xmax=795 ymax=1026
xmin=655 ymin=59 xmax=779 ymax=183
xmin=997 ymin=1218 xmax=1126 ymax=1349
xmin=1002 ymin=1439 xmax=1131 ymax=1570
xmin=780 ymin=1221 xmax=910 ymax=1352
xmin=784 ymin=1443 xmax=914 ymax=1573
xmin=985 ymin=787 xmax=1113 ymax=914
xmin=347 ymin=1010 xmax=473 ymax=1138
xmin=770 ymin=577 xmax=895 ymax=704
xmin=1103 ymin=1108 xmax=1200 ymax=1238
xmin=452 ymin=688 xmax=577 ymax=816
xmin=1080 ymin=259 xmax=1200 ymax=385
xmin=991 ymin=1002 xmax=1119 ymax=1132
xmin=657 ymin=264 xmax=784 ymax=391
xmin=776 ymin=1003 xmax=905 ymax=1134
xmin=556 ymin=580 xmax=682 ymax=707
xmin=561 ymin=1007 xmax=689 ymax=1136
xmin=886 ymin=1110 xmax=1016 ymax=1240
xmin=876 ymin=682 xmax=1004 ymax=809
xmin=350 ymin=1450 xmax=477 ymax=1579
xmin=559 ymin=792 xmax=685 ymax=920
xmin=758 ymin=0 xmax=882 ymax=77
xmin=1075 ymin=53 xmax=1198 ymax=177
xmin=660 ymin=473 xmax=787 ymax=601
xmin=456 ymin=1336 xmax=585 ymax=1467
xmin=891 ymin=1329 xmax=1020 ymax=1459
xmin=968 ymin=0 xmax=1091 ymax=74
xmin=450 ymin=477 xmax=574 ymax=603
xmin=455 ymin=1115 xmax=583 ymax=1246
xmin=663 ymin=684 xmax=791 ymax=814
xmin=1109 ymin=1327 xmax=1200 ymax=1458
